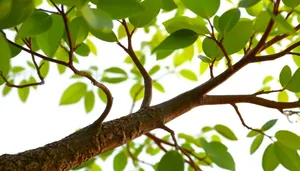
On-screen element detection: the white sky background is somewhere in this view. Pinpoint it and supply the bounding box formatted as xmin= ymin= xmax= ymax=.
xmin=0 ymin=0 xmax=300 ymax=171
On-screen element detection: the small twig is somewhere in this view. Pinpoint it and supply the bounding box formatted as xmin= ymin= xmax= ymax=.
xmin=126 ymin=144 xmax=153 ymax=167
xmin=209 ymin=58 xmax=216 ymax=78
xmin=66 ymin=6 xmax=75 ymax=15
xmin=231 ymin=104 xmax=273 ymax=140
xmin=253 ymin=89 xmax=284 ymax=96
xmin=37 ymin=8 xmax=58 ymax=14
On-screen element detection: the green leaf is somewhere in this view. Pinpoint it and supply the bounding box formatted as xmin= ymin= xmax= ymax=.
xmin=202 ymin=126 xmax=213 ymax=133
xmin=69 ymin=17 xmax=89 ymax=46
xmin=250 ymin=134 xmax=264 ymax=154
xmin=180 ymin=69 xmax=198 ymax=81
xmin=81 ymin=5 xmax=113 ymax=30
xmin=117 ymin=22 xmax=134 ymax=40
xmin=222 ymin=19 xmax=253 ymax=55
xmin=149 ymin=65 xmax=160 ymax=76
xmin=0 ymin=34 xmax=11 ymax=85
xmin=129 ymin=0 xmax=161 ymax=27
xmin=173 ymin=45 xmax=194 ymax=67
xmin=18 ymin=11 xmax=52 ymax=38
xmin=18 ymin=80 xmax=30 ymax=102
xmin=279 ymin=65 xmax=292 ymax=88
xmin=75 ymin=43 xmax=90 ymax=56
xmin=130 ymin=82 xmax=144 ymax=101
xmin=202 ymin=141 xmax=235 ymax=171
xmin=247 ymin=130 xmax=259 ymax=137
xmin=178 ymin=133 xmax=201 ymax=147
xmin=274 ymin=141 xmax=300 ymax=171
xmin=91 ymin=163 xmax=102 ymax=171
xmin=262 ymin=144 xmax=279 ymax=171
xmin=89 ymin=27 xmax=117 ymax=42
xmin=99 ymin=149 xmax=114 ymax=160
xmin=238 ymin=0 xmax=261 ymax=7
xmin=0 ymin=0 xmax=34 ymax=29
xmin=261 ymin=119 xmax=277 ymax=131
xmin=275 ymin=130 xmax=300 ymax=150
xmin=254 ymin=11 xmax=271 ymax=32
xmin=2 ymin=85 xmax=12 ymax=96
xmin=72 ymin=158 xmax=96 ymax=170
xmin=153 ymin=81 xmax=165 ymax=93
xmin=39 ymin=60 xmax=49 ymax=78
xmin=163 ymin=16 xmax=209 ymax=35
xmin=157 ymin=151 xmax=184 ymax=171
xmin=84 ymin=91 xmax=95 ymax=113
xmin=153 ymin=29 xmax=198 ymax=52
xmin=60 ymin=82 xmax=87 ymax=105
xmin=86 ymin=39 xmax=97 ymax=55
xmin=278 ymin=91 xmax=289 ymax=102
xmin=162 ymin=0 xmax=177 ymax=11
xmin=219 ymin=8 xmax=240 ymax=34
xmin=286 ymin=67 xmax=300 ymax=92
xmin=97 ymin=0 xmax=144 ymax=19
xmin=113 ymin=151 xmax=128 ymax=171
xmin=266 ymin=10 xmax=296 ymax=35
xmin=199 ymin=61 xmax=209 ymax=75
xmin=245 ymin=1 xmax=263 ymax=16
xmin=202 ymin=37 xmax=223 ymax=59
xmin=102 ymin=67 xmax=128 ymax=84
xmin=98 ymin=88 xmax=107 ymax=103
xmin=214 ymin=124 xmax=238 ymax=141
xmin=36 ymin=14 xmax=64 ymax=57
xmin=198 ymin=55 xmax=212 ymax=63
xmin=181 ymin=0 xmax=220 ymax=19
xmin=282 ymin=0 xmax=300 ymax=8
xmin=262 ymin=75 xmax=273 ymax=84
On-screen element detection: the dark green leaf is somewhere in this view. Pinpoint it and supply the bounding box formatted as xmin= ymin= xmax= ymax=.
xmin=75 ymin=43 xmax=90 ymax=56
xmin=286 ymin=67 xmax=300 ymax=92
xmin=0 ymin=34 xmax=11 ymax=85
xmin=69 ymin=17 xmax=89 ymax=46
xmin=198 ymin=55 xmax=212 ymax=63
xmin=81 ymin=5 xmax=113 ymax=30
xmin=239 ymin=0 xmax=261 ymax=7
xmin=283 ymin=0 xmax=300 ymax=9
xmin=153 ymin=29 xmax=198 ymax=52
xmin=261 ymin=119 xmax=277 ymax=131
xmin=274 ymin=141 xmax=300 ymax=171
xmin=250 ymin=134 xmax=264 ymax=154
xmin=219 ymin=8 xmax=240 ymax=34
xmin=181 ymin=0 xmax=220 ymax=19
xmin=157 ymin=151 xmax=184 ymax=171
xmin=275 ymin=130 xmax=300 ymax=150
xmin=214 ymin=124 xmax=238 ymax=141
xmin=262 ymin=144 xmax=279 ymax=171
xmin=279 ymin=65 xmax=292 ymax=88
xmin=18 ymin=11 xmax=52 ymax=38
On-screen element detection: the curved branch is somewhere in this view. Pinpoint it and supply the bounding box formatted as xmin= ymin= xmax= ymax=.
xmin=251 ymin=41 xmax=300 ymax=63
xmin=118 ymin=20 xmax=152 ymax=108
xmin=202 ymin=94 xmax=300 ymax=110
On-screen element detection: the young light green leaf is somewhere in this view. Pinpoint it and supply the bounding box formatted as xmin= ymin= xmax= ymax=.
xmin=254 ymin=11 xmax=271 ymax=32
xmin=279 ymin=65 xmax=292 ymax=88
xmin=199 ymin=61 xmax=209 ymax=75
xmin=97 ymin=0 xmax=144 ymax=19
xmin=262 ymin=75 xmax=273 ymax=85
xmin=274 ymin=141 xmax=300 ymax=171
xmin=180 ymin=69 xmax=198 ymax=81
xmin=18 ymin=80 xmax=30 ymax=102
xmin=250 ymin=134 xmax=264 ymax=154
xmin=157 ymin=151 xmax=184 ymax=171
xmin=246 ymin=130 xmax=259 ymax=137
xmin=99 ymin=149 xmax=114 ymax=160
xmin=18 ymin=11 xmax=52 ymax=38
xmin=86 ymin=39 xmax=97 ymax=55
xmin=149 ymin=65 xmax=160 ymax=76
xmin=2 ymin=85 xmax=12 ymax=96
xmin=261 ymin=119 xmax=277 ymax=131
xmin=130 ymin=82 xmax=144 ymax=101
xmin=129 ymin=0 xmax=161 ymax=27
xmin=219 ymin=8 xmax=240 ymax=34
xmin=239 ymin=0 xmax=261 ymax=7
xmin=102 ymin=67 xmax=128 ymax=84
xmin=113 ymin=151 xmax=128 ymax=171
xmin=214 ymin=124 xmax=238 ymax=141
xmin=181 ymin=0 xmax=220 ymax=19
xmin=262 ymin=144 xmax=279 ymax=171
xmin=153 ymin=81 xmax=165 ymax=93
xmin=278 ymin=91 xmax=289 ymax=102
xmin=275 ymin=130 xmax=300 ymax=150
xmin=163 ymin=16 xmax=209 ymax=35
xmin=60 ymin=82 xmax=87 ymax=105
xmin=84 ymin=91 xmax=95 ymax=113
xmin=153 ymin=29 xmax=198 ymax=52
xmin=36 ymin=14 xmax=64 ymax=57
xmin=202 ymin=126 xmax=213 ymax=133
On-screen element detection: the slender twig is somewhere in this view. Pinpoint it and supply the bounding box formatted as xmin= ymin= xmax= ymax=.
xmin=126 ymin=144 xmax=153 ymax=167
xmin=66 ymin=6 xmax=75 ymax=15
xmin=231 ymin=104 xmax=273 ymax=140
xmin=209 ymin=58 xmax=216 ymax=78
xmin=253 ymin=89 xmax=284 ymax=96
